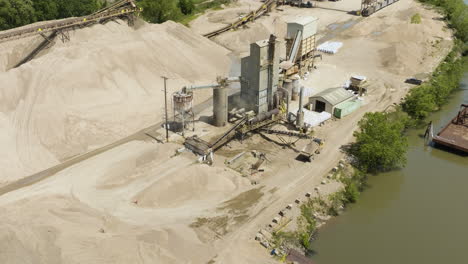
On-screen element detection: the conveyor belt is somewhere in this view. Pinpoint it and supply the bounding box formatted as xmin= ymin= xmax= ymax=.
xmin=259 ymin=128 xmax=312 ymax=139
xmin=0 ymin=0 xmax=139 ymax=43
xmin=203 ymin=0 xmax=278 ymax=38
xmin=210 ymin=117 xmax=247 ymax=150
xmin=13 ymin=31 xmax=58 ymax=68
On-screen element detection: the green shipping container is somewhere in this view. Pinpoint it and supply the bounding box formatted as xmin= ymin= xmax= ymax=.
xmin=334 ymin=99 xmax=362 ymax=118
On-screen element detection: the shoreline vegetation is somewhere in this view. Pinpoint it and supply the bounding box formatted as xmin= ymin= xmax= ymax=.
xmin=272 ymin=0 xmax=468 ymax=257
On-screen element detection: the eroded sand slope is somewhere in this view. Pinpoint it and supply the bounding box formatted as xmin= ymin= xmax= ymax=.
xmin=0 ymin=20 xmax=231 ymax=185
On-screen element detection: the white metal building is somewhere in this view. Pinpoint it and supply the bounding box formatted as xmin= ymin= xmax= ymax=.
xmin=308 ymin=87 xmax=354 ymax=114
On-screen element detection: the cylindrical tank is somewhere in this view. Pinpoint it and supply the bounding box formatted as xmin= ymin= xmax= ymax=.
xmin=249 ymin=108 xmax=280 ymax=125
xmin=283 ymin=79 xmax=293 ymax=102
xmin=291 ymin=75 xmax=300 ymax=101
xmin=173 ymin=92 xmax=193 ymax=113
xmin=213 ymin=88 xmax=228 ymax=127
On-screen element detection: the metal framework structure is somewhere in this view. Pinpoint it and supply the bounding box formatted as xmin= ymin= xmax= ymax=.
xmin=1 ymin=0 xmax=140 ymax=69
xmin=425 ymin=104 xmax=468 ymax=153
xmin=172 ymin=92 xmax=195 ymax=136
xmin=360 ymin=0 xmax=400 ymax=16
xmin=361 ymin=0 xmax=376 ymax=11
xmin=203 ymin=0 xmax=278 ymax=38
xmin=455 ymin=104 xmax=468 ymax=126
xmin=0 ymin=0 xmax=139 ymax=43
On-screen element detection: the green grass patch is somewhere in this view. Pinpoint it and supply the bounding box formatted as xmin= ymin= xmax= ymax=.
xmin=411 ymin=13 xmax=422 ymax=24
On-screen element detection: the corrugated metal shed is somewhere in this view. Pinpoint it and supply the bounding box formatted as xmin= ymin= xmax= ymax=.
xmin=310 ymin=87 xmax=354 ymax=106
xmin=334 ymin=99 xmax=362 ymax=118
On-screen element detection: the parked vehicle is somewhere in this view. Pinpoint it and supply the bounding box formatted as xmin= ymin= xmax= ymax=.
xmin=405 ymin=78 xmax=423 ymax=85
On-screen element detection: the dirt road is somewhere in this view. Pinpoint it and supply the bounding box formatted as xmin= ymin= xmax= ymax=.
xmin=0 ymin=0 xmax=453 ymax=263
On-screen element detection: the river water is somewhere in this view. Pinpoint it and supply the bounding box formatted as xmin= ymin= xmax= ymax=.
xmin=311 ymin=72 xmax=468 ymax=263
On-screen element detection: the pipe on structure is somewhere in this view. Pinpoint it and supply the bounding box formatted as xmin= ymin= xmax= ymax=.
xmin=296 ymin=87 xmax=304 ymax=128
xmin=213 ymin=88 xmax=228 ymax=127
xmin=267 ymin=34 xmax=277 ymax=110
xmin=249 ymin=108 xmax=280 ymax=125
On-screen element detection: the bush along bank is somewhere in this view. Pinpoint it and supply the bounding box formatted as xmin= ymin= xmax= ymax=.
xmin=269 ymin=0 xmax=468 ymax=256
xmin=270 ymin=163 xmax=368 ymax=255
xmin=402 ymin=43 xmax=467 ymax=120
xmin=402 ymin=0 xmax=468 ymax=120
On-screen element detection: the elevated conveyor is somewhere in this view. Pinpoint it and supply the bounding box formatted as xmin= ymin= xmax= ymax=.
xmin=0 ymin=0 xmax=139 ymax=43
xmin=203 ymin=0 xmax=278 ymax=38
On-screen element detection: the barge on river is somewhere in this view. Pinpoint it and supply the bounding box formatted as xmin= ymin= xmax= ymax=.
xmin=425 ymin=104 xmax=468 ymax=153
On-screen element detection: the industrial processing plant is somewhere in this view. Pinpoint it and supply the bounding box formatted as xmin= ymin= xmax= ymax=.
xmin=0 ymin=0 xmax=458 ymax=263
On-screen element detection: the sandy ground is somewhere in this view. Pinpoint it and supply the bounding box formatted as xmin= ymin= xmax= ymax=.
xmin=0 ymin=0 xmax=453 ymax=263
xmin=0 ymin=20 xmax=231 ymax=186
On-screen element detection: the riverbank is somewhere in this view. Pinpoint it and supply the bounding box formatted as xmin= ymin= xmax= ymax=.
xmin=268 ymin=0 xmax=468 ymax=260
xmin=311 ymin=74 xmax=468 ymax=263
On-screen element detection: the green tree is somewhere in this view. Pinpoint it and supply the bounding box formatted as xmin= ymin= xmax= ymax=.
xmin=419 ymin=0 xmax=468 ymax=43
xmin=139 ymin=0 xmax=182 ymax=23
xmin=56 ymin=0 xmax=100 ymax=18
xmin=0 ymin=0 xmax=36 ymax=30
xmin=32 ymin=0 xmax=58 ymax=21
xmin=178 ymin=0 xmax=195 ymax=15
xmin=350 ymin=111 xmax=408 ymax=173
xmin=402 ymin=85 xmax=437 ymax=119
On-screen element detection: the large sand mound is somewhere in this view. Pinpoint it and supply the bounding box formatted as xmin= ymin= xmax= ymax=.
xmin=0 ymin=20 xmax=231 ymax=185
xmin=134 ymin=164 xmax=245 ymax=208
xmin=0 ymin=194 xmax=213 ymax=264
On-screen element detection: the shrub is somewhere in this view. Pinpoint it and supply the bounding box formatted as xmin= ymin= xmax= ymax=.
xmin=411 ymin=13 xmax=422 ymax=24
xmin=402 ymin=85 xmax=437 ymax=119
xmin=139 ymin=0 xmax=182 ymax=23
xmin=350 ymin=111 xmax=408 ymax=173
xmin=419 ymin=0 xmax=468 ymax=43
xmin=402 ymin=46 xmax=467 ymax=120
xmin=178 ymin=0 xmax=195 ymax=15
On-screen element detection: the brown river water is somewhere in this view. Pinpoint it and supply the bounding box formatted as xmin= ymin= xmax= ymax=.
xmin=311 ymin=73 xmax=468 ymax=263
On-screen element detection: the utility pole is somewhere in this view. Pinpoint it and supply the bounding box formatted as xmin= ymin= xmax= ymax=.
xmin=162 ymin=76 xmax=169 ymax=142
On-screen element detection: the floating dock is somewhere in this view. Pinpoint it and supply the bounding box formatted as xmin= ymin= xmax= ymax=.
xmin=427 ymin=104 xmax=468 ymax=153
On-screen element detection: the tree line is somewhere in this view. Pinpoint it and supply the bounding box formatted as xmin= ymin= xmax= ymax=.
xmin=139 ymin=0 xmax=233 ymax=24
xmin=0 ymin=0 xmax=107 ymax=31
xmin=0 ymin=0 xmax=233 ymax=31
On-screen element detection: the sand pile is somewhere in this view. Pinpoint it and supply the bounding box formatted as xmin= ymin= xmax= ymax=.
xmin=135 ymin=164 xmax=245 ymax=208
xmin=0 ymin=20 xmax=231 ymax=185
xmin=0 ymin=194 xmax=213 ymax=264
xmin=0 ymin=139 xmax=246 ymax=263
xmin=377 ymin=21 xmax=442 ymax=75
xmin=344 ymin=3 xmax=451 ymax=75
xmin=213 ymin=16 xmax=287 ymax=56
xmin=190 ymin=0 xmax=263 ymax=36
